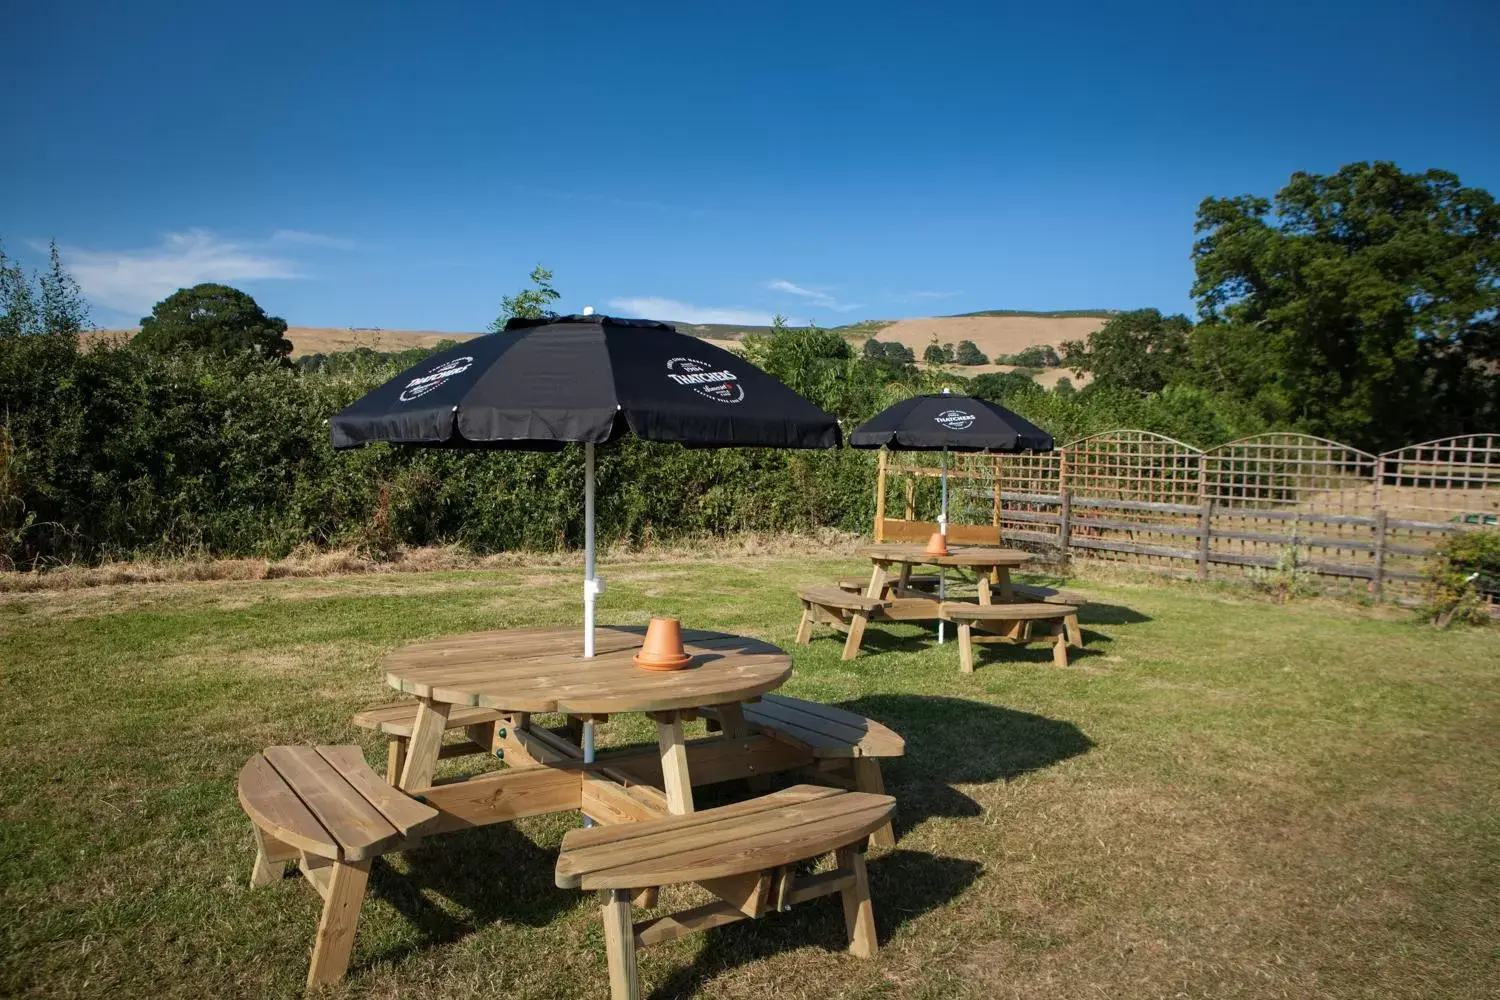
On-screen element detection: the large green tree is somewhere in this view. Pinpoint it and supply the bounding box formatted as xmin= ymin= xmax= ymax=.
xmin=1191 ymin=161 xmax=1500 ymax=449
xmin=135 ymin=283 xmax=292 ymax=360
xmin=1060 ymin=309 xmax=1192 ymax=395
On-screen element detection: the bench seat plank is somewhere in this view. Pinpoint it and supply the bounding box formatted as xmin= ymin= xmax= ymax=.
xmin=741 ymin=695 xmax=904 ymax=759
xmin=798 ymin=586 xmax=889 ymax=612
xmin=262 ymin=747 xmax=401 ymax=861
xmin=940 ymin=601 xmax=1079 ymax=621
xmin=314 ymin=746 xmax=439 ymax=838
xmin=556 ymin=785 xmax=894 ymax=890
xmin=351 ymin=702 xmax=505 ymax=738
xmin=238 ymin=754 xmax=341 ymax=859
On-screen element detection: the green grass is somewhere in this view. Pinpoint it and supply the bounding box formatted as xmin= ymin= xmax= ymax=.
xmin=2 ymin=556 xmax=1497 ymax=999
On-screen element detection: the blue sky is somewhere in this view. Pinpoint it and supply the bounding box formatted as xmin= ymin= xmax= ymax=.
xmin=3 ymin=0 xmax=1497 ymax=331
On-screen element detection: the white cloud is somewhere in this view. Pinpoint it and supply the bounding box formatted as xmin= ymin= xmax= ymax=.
xmin=58 ymin=229 xmax=306 ymax=315
xmin=766 ymin=278 xmax=861 ymax=313
xmin=269 ymin=229 xmax=361 ymax=250
xmin=608 ymin=296 xmax=800 ymax=327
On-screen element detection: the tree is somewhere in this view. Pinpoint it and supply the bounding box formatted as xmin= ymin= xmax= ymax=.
xmin=1059 ymin=308 xmax=1192 ymax=395
xmin=922 ymin=337 xmax=954 ymax=364
xmin=1054 ymin=376 xmax=1075 ymax=396
xmin=489 ymin=264 xmax=561 ymax=331
xmin=881 ymin=341 xmax=915 ymax=364
xmin=134 ymin=283 xmax=292 ymax=360
xmin=38 ymin=240 xmax=88 ymax=336
xmin=1191 ymin=161 xmax=1500 ymax=449
xmin=861 ymin=338 xmax=885 ymax=360
xmin=968 ymin=370 xmax=1039 ymax=403
xmin=954 ymin=340 xmax=987 ymax=365
xmin=0 ymin=241 xmax=38 ymax=338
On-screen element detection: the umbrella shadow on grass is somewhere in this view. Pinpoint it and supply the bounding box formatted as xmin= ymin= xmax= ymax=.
xmin=643 ymin=848 xmax=982 ymax=1000
xmin=362 ymin=822 xmax=574 ymax=968
xmin=836 ymin=695 xmax=1094 ymax=837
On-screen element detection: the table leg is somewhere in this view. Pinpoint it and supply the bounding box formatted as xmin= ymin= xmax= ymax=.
xmin=997 ymin=567 xmax=1013 ymax=601
xmin=399 ymin=696 xmax=450 ymax=791
xmin=895 ymin=562 xmax=912 ymax=595
xmin=864 ymin=561 xmax=890 ymax=600
xmin=717 ymin=702 xmax=770 ymax=792
xmin=654 ymin=711 xmax=695 ymax=814
xmin=977 ymin=573 xmax=993 ymax=605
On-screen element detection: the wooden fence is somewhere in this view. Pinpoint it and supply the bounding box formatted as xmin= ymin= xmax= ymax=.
xmin=873 ymin=431 xmax=1500 ymax=602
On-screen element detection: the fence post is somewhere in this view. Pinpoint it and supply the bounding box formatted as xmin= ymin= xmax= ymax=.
xmin=1371 ymin=508 xmax=1387 ymax=601
xmin=1059 ymin=489 xmax=1072 ymax=561
xmin=874 ymin=451 xmax=888 ymax=542
xmin=1197 ymin=500 xmax=1212 ymax=581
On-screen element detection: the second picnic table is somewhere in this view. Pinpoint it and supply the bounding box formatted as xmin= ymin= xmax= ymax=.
xmin=859 ymin=543 xmax=1032 ymax=604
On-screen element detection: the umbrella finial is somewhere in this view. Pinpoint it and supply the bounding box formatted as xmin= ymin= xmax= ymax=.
xmin=582 ymin=305 xmax=595 ymax=316
xmin=942 ymin=386 xmax=952 ymax=395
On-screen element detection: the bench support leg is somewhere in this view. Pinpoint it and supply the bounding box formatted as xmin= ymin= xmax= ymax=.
xmin=841 ymin=613 xmax=868 ymax=660
xmin=602 ymin=889 xmax=639 ymax=1000
xmin=249 ymin=825 xmax=293 ymax=888
xmin=306 ymin=858 xmax=372 ymax=989
xmin=385 ymin=738 xmax=407 ymax=787
xmin=399 ymin=697 xmax=451 ymax=790
xmin=1065 ymin=613 xmax=1083 ymax=648
xmin=957 ymin=622 xmax=974 ymax=674
xmin=1051 ymin=622 xmax=1069 ymax=668
xmin=852 ymin=758 xmax=895 ymax=848
xmin=838 ymin=845 xmax=878 ymax=959
xmin=795 ymin=604 xmax=814 ymax=645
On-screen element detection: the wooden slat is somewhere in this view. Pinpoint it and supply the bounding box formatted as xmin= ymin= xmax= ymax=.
xmin=786 ymin=869 xmax=856 ymax=905
xmin=581 ymin=774 xmax=670 ymax=825
xmin=351 ymin=702 xmax=505 ymax=738
xmin=940 ymin=601 xmax=1078 ymax=622
xmin=263 ymin=747 xmax=400 ymax=861
xmin=633 ymin=899 xmax=747 ymax=948
xmin=313 ymin=746 xmax=437 ymax=838
xmin=576 ymin=799 xmax=894 ymax=889
xmin=798 ymin=587 xmax=888 ymax=612
xmin=556 ymin=787 xmax=894 ymax=889
xmin=237 ymin=755 xmax=339 ymax=859
xmin=411 ymin=764 xmax=583 ymax=835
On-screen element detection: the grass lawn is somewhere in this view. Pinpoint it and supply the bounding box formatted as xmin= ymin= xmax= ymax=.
xmin=1 ymin=553 xmax=1497 ymax=999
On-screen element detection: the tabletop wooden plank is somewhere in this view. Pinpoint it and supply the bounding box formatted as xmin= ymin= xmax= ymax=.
xmin=384 ymin=626 xmax=792 ymax=716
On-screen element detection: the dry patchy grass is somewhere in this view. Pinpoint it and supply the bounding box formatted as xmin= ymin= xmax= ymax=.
xmin=1 ymin=551 xmax=1496 ymax=999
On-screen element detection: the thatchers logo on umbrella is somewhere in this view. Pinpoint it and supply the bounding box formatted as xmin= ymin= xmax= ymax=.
xmin=935 ymin=409 xmax=976 ymax=430
xmin=399 ymin=357 xmax=475 ymax=402
xmin=666 ymin=357 xmax=745 ymax=403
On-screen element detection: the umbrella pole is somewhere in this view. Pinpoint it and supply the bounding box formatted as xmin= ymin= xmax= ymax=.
xmin=582 ymin=442 xmax=598 ymax=825
xmin=938 ymin=448 xmax=948 ymax=643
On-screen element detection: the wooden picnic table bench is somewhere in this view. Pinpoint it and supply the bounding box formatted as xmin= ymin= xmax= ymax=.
xmin=351 ymin=702 xmax=507 ymax=783
xmin=237 ymin=745 xmax=439 ymax=988
xmin=556 ymin=784 xmax=895 ymax=1000
xmin=940 ymin=601 xmax=1083 ymax=672
xmin=704 ymin=693 xmax=904 ymax=846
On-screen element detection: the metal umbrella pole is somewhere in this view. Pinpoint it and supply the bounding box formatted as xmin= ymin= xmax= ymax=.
xmin=937 ymin=447 xmax=948 ymax=643
xmin=581 ymin=442 xmax=599 ymax=823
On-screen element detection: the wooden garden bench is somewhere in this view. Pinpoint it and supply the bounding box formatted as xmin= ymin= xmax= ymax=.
xmin=237 ymin=745 xmax=439 ymax=988
xmin=555 ymin=784 xmax=896 ymax=1000
xmin=352 ymin=702 xmax=507 ymax=783
xmin=939 ymin=601 xmax=1083 ymax=672
xmin=795 ymin=586 xmax=890 ymax=660
xmin=1010 ymin=582 xmax=1087 ymax=605
xmin=705 ymin=694 xmax=904 ymax=847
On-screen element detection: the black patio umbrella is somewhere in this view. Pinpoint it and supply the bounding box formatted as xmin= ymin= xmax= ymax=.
xmin=330 ymin=313 xmax=840 ymax=661
xmin=849 ymin=389 xmax=1053 ymax=638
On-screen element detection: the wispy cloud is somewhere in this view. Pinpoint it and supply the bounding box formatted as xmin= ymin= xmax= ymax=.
xmin=269 ymin=229 xmax=361 ymax=250
xmin=608 ymin=296 xmax=799 ymax=327
xmin=58 ymin=229 xmax=350 ymax=315
xmin=907 ymin=289 xmax=963 ymax=299
xmin=766 ymin=279 xmax=862 ymax=313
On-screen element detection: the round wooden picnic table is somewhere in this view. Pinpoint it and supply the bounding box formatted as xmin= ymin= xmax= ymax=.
xmin=382 ymin=625 xmax=792 ymax=814
xmin=857 ymin=544 xmax=1031 ymax=603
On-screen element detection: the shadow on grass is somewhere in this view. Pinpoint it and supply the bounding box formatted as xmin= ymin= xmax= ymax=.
xmin=363 ymin=822 xmax=574 ymax=967
xmin=839 ymin=695 xmax=1093 ymax=834
xmin=644 ymin=849 xmax=982 ymax=1000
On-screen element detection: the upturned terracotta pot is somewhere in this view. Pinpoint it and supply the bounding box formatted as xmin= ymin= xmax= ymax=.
xmin=924 ymin=531 xmax=950 ymax=557
xmin=634 ymin=616 xmax=693 ymax=670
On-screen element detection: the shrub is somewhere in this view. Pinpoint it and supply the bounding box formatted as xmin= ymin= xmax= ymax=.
xmin=1421 ymin=530 xmax=1500 ymax=627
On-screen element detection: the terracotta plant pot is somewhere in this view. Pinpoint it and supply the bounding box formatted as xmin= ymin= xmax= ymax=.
xmin=634 ymin=616 xmax=693 ymax=671
xmin=924 ymin=531 xmax=950 ymax=557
